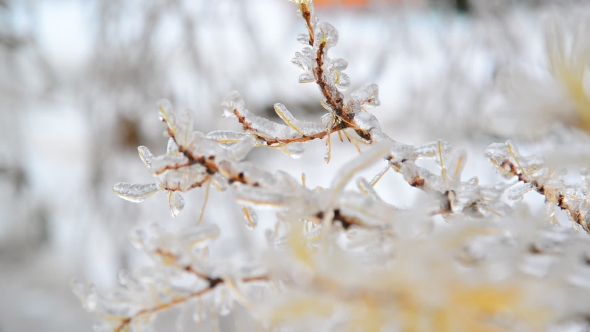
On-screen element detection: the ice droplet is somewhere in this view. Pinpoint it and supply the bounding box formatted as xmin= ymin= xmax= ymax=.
xmin=243 ymin=206 xmax=259 ymax=229
xmin=168 ymin=191 xmax=185 ymax=218
xmin=113 ymin=182 xmax=161 ymax=203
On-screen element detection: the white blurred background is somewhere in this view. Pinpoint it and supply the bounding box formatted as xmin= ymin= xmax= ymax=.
xmin=1 ymin=0 xmax=590 ymax=330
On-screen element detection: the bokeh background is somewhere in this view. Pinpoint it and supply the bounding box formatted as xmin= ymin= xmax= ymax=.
xmin=2 ymin=0 xmax=590 ymax=330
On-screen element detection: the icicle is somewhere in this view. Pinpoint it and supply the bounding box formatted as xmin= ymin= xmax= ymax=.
xmin=214 ymin=285 xmax=233 ymax=316
xmin=113 ymin=182 xmax=161 ymax=203
xmin=507 ymin=182 xmax=535 ymax=201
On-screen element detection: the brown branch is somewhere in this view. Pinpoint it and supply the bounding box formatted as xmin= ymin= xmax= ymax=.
xmin=301 ymin=2 xmax=314 ymax=46
xmin=113 ymin=264 xmax=269 ymax=332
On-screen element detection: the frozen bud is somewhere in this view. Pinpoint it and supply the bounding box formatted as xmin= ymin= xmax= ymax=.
xmin=221 ymin=91 xmax=244 ymax=117
xmin=113 ymin=182 xmax=161 ymax=203
xmin=168 ymin=191 xmax=185 ymax=218
xmin=315 ymin=22 xmax=339 ymax=49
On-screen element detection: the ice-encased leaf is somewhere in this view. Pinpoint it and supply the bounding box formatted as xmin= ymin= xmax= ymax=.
xmin=274 ymin=103 xmax=303 ymax=135
xmin=507 ymin=182 xmax=535 ymax=201
xmin=181 ymin=225 xmax=220 ymax=250
xmin=243 ymin=206 xmax=259 ymax=229
xmin=315 ymin=22 xmax=338 ymax=49
xmin=221 ymin=91 xmax=244 ymax=118
xmin=281 ymin=142 xmax=305 ymax=159
xmin=129 ymin=223 xmax=167 ymax=252
xmin=297 ymin=33 xmax=310 ymax=45
xmin=206 ymin=130 xmax=252 ymax=144
xmin=331 ymin=58 xmax=348 ymax=71
xmin=167 ymin=138 xmax=180 ymax=155
xmin=299 ymin=72 xmax=315 ymax=83
xmin=138 ymin=146 xmax=154 ymax=169
xmin=353 ymin=112 xmax=381 ymax=132
xmin=414 ymin=141 xmax=450 ymax=159
xmin=349 ymin=84 xmax=380 ymax=107
xmin=150 ymin=154 xmax=190 ymax=174
xmin=158 ymin=164 xmax=208 ymax=192
xmin=334 ymin=72 xmax=351 ymax=91
xmin=113 ymin=182 xmax=161 ymax=203
xmin=157 ymin=99 xmax=194 ymax=147
xmin=168 ymin=191 xmax=185 ymax=218
xmin=238 ymin=107 xmax=295 ymax=139
xmin=227 ymin=136 xmax=256 ymax=161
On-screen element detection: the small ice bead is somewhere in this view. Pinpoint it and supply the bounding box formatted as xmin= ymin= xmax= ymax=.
xmin=113 ymin=182 xmax=160 ymax=203
xmin=315 ymin=22 xmax=338 ymax=49
xmin=243 ymin=206 xmax=259 ymax=229
xmin=168 ymin=191 xmax=185 ymax=218
xmin=181 ymin=225 xmax=221 ymax=250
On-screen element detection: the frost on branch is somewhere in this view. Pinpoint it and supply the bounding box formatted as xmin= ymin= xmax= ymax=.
xmin=486 ymin=140 xmax=590 ymax=231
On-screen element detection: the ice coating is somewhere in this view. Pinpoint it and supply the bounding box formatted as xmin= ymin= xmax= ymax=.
xmin=113 ymin=182 xmax=161 ymax=203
